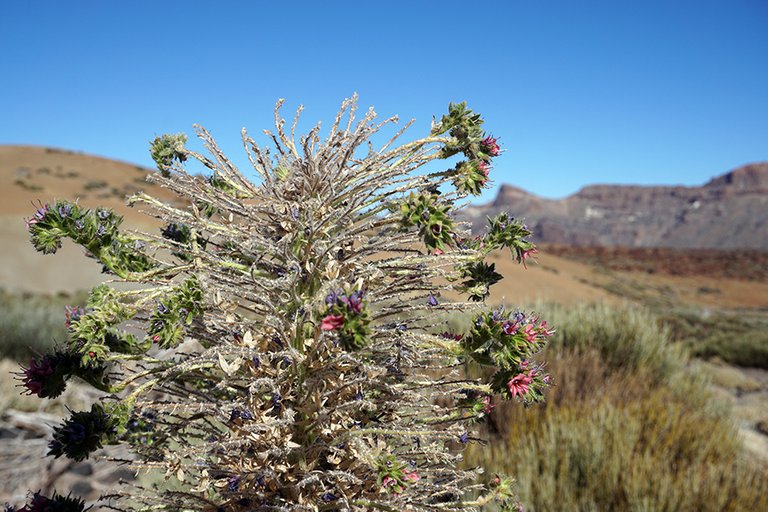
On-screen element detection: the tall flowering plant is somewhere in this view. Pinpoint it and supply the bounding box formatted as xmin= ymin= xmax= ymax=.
xmin=14 ymin=97 xmax=551 ymax=511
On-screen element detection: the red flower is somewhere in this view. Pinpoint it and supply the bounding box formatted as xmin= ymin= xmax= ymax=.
xmin=403 ymin=470 xmax=420 ymax=482
xmin=519 ymin=247 xmax=538 ymax=268
xmin=522 ymin=324 xmax=537 ymax=343
xmin=321 ymin=314 xmax=345 ymax=331
xmin=507 ymin=372 xmax=533 ymax=398
xmin=479 ymin=160 xmax=490 ymax=178
xmin=481 ymin=135 xmax=500 ymax=157
xmin=21 ymin=357 xmax=54 ymax=396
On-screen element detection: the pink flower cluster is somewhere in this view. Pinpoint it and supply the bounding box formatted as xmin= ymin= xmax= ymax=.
xmin=519 ymin=247 xmax=538 ymax=269
xmin=481 ymin=135 xmax=501 ymax=157
xmin=507 ymin=360 xmax=549 ymax=399
xmin=482 ymin=395 xmax=495 ymax=414
xmin=381 ymin=471 xmax=420 ymax=494
xmin=500 ymin=315 xmax=554 ymax=343
xmin=507 ymin=372 xmax=533 ymax=398
xmin=321 ymin=314 xmax=344 ymax=331
xmin=479 ymin=160 xmax=491 ymax=178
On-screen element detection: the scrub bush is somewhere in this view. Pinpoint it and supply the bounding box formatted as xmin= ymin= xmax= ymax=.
xmin=466 ymin=304 xmax=768 ymax=511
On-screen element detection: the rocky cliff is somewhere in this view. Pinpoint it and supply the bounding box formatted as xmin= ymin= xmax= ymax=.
xmin=463 ymin=162 xmax=768 ymax=249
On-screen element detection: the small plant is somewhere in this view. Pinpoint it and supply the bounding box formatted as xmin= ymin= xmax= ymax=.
xmin=83 ymin=180 xmax=108 ymax=190
xmin=13 ymin=97 xmax=551 ymax=511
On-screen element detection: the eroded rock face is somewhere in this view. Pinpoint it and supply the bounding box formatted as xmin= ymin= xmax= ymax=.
xmin=464 ymin=162 xmax=768 ymax=249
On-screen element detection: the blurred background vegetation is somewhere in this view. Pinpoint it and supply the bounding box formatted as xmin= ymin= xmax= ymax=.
xmin=453 ymin=303 xmax=768 ymax=511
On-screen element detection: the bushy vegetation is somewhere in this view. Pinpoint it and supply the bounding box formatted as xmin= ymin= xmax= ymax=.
xmin=660 ymin=309 xmax=768 ymax=368
xmin=0 ymin=289 xmax=87 ymax=361
xmin=465 ymin=303 xmax=768 ymax=511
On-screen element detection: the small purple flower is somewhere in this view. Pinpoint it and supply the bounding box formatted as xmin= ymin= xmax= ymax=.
xmin=64 ymin=422 xmax=87 ymax=444
xmin=26 ymin=204 xmax=50 ymax=228
xmin=96 ymin=224 xmax=107 ymax=238
xmin=229 ymin=408 xmax=253 ymax=422
xmin=459 ymin=432 xmax=470 ymax=444
xmin=227 ymin=475 xmax=241 ymax=492
xmin=502 ymin=320 xmax=517 ymax=335
xmin=57 ymin=203 xmax=73 ymax=218
xmin=271 ymin=393 xmax=282 ymax=413
xmin=321 ymin=493 xmax=338 ymax=503
xmin=74 ymin=219 xmax=84 ymax=231
xmin=64 ymin=305 xmax=86 ymax=330
xmin=427 ymin=293 xmax=439 ymax=307
xmin=325 ymin=289 xmax=339 ymax=305
xmin=345 ymin=290 xmax=364 ymax=313
xmin=97 ymin=208 xmax=110 ymax=220
xmin=157 ymin=302 xmax=170 ymax=315
xmin=396 ymin=323 xmax=408 ymax=332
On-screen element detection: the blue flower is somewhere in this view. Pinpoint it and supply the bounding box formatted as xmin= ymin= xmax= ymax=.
xmin=58 ymin=203 xmax=73 ymax=218
xmin=227 ymin=475 xmax=241 ymax=492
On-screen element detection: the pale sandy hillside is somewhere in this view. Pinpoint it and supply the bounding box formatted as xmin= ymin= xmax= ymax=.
xmin=0 ymin=145 xmax=178 ymax=293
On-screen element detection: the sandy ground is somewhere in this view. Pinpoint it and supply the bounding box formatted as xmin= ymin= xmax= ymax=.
xmin=0 ymin=216 xmax=108 ymax=293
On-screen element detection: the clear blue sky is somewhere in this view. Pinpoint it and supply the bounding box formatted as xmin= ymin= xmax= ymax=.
xmin=1 ymin=0 xmax=766 ymax=201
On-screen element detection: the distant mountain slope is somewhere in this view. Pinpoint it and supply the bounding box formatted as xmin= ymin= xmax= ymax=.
xmin=463 ymin=162 xmax=768 ymax=249
xmin=0 ymin=145 xmax=176 ymax=219
xmin=0 ymin=145 xmax=178 ymax=292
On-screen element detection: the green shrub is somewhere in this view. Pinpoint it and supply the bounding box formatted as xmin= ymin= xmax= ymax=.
xmin=660 ymin=309 xmax=768 ymax=368
xmin=465 ymin=304 xmax=768 ymax=511
xmin=543 ymin=302 xmax=685 ymax=378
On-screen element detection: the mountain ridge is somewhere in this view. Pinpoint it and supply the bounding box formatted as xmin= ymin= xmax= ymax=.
xmin=465 ymin=162 xmax=768 ymax=249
